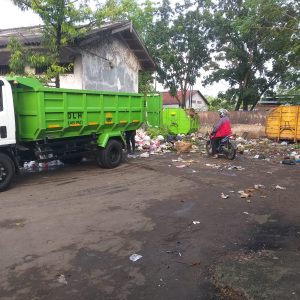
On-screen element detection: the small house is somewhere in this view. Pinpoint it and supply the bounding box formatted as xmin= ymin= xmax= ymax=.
xmin=162 ymin=90 xmax=209 ymax=111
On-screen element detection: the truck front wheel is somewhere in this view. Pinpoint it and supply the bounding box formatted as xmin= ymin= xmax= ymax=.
xmin=0 ymin=153 xmax=15 ymax=192
xmin=97 ymin=140 xmax=123 ymax=169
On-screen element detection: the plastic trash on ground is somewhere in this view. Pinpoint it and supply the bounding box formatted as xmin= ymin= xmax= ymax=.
xmin=129 ymin=254 xmax=143 ymax=262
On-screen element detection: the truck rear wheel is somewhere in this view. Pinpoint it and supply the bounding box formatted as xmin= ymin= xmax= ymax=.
xmin=0 ymin=153 xmax=15 ymax=192
xmin=97 ymin=140 xmax=123 ymax=169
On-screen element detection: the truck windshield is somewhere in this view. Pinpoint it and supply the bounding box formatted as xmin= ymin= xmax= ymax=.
xmin=0 ymin=81 xmax=3 ymax=112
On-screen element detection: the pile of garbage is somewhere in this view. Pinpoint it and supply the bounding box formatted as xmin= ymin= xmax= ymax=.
xmin=23 ymin=160 xmax=64 ymax=172
xmin=234 ymin=136 xmax=300 ymax=163
xmin=133 ymin=128 xmax=201 ymax=157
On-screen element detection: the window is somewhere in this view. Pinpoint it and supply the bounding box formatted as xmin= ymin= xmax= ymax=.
xmin=0 ymin=81 xmax=3 ymax=112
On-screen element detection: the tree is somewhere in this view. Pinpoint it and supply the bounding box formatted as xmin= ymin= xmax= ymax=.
xmin=12 ymin=0 xmax=92 ymax=87
xmin=204 ymin=0 xmax=299 ymax=110
xmin=147 ymin=0 xmax=210 ymax=108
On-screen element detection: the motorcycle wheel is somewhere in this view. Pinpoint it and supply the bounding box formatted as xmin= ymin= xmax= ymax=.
xmin=226 ymin=141 xmax=236 ymax=160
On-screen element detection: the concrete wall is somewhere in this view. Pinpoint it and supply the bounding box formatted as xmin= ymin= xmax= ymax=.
xmin=81 ymin=37 xmax=140 ymax=93
xmin=198 ymin=111 xmax=268 ymax=126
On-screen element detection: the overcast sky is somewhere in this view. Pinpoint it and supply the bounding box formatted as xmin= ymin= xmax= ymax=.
xmin=0 ymin=0 xmax=229 ymax=96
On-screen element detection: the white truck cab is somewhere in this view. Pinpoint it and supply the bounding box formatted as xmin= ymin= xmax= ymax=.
xmin=0 ymin=78 xmax=16 ymax=191
xmin=0 ymin=78 xmax=16 ymax=147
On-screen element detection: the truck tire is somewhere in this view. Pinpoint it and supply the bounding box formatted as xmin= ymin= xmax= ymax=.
xmin=0 ymin=153 xmax=15 ymax=192
xmin=60 ymin=156 xmax=83 ymax=165
xmin=97 ymin=140 xmax=123 ymax=169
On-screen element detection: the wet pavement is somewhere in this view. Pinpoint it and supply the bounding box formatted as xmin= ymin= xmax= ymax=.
xmin=0 ymin=151 xmax=299 ymax=300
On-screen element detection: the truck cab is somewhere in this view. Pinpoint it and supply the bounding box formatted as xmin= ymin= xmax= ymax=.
xmin=0 ymin=78 xmax=16 ymax=147
xmin=0 ymin=78 xmax=16 ymax=191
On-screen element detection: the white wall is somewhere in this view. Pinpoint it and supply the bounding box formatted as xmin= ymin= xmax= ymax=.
xmin=60 ymin=56 xmax=83 ymax=89
xmin=186 ymin=93 xmax=208 ymax=111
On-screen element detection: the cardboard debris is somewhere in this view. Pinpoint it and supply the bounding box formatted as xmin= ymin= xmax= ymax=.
xmin=174 ymin=141 xmax=193 ymax=154
xmin=238 ymin=190 xmax=252 ymax=198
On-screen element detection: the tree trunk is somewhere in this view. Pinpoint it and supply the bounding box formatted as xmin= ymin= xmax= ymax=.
xmin=235 ymin=96 xmax=242 ymax=111
xmin=55 ymin=24 xmax=62 ymax=88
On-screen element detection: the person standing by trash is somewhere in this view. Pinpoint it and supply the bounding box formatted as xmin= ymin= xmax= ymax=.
xmin=211 ymin=109 xmax=232 ymax=158
xmin=125 ymin=130 xmax=136 ymax=155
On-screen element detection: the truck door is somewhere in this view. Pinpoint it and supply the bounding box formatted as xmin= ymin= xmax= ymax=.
xmin=0 ymin=78 xmax=16 ymax=146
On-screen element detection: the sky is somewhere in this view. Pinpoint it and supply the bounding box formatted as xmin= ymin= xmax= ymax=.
xmin=0 ymin=0 xmax=229 ymax=96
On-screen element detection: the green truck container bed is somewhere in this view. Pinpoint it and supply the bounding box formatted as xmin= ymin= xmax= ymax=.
xmin=9 ymin=77 xmax=145 ymax=144
xmin=162 ymin=108 xmax=199 ymax=135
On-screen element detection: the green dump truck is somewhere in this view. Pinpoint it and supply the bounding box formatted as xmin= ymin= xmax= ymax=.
xmin=0 ymin=77 xmax=145 ymax=191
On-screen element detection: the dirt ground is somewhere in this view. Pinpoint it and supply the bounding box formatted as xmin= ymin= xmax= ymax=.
xmin=0 ymin=151 xmax=299 ymax=300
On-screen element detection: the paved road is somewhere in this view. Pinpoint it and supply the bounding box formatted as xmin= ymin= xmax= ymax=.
xmin=0 ymin=152 xmax=299 ymax=300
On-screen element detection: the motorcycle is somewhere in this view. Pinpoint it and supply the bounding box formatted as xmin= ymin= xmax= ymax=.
xmin=206 ymin=135 xmax=237 ymax=160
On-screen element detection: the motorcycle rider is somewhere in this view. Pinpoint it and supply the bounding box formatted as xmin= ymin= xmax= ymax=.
xmin=211 ymin=109 xmax=232 ymax=158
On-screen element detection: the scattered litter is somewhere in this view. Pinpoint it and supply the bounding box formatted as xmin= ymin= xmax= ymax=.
xmin=129 ymin=254 xmax=143 ymax=262
xmin=172 ymin=158 xmax=183 ymax=162
xmin=176 ymin=164 xmax=188 ymax=168
xmin=275 ymin=185 xmax=286 ymax=190
xmin=254 ymin=154 xmax=266 ymax=159
xmin=221 ymin=193 xmax=229 ymax=199
xmin=190 ymin=261 xmax=201 ymax=267
xmin=228 ymin=165 xmax=245 ymax=171
xmin=139 ymin=152 xmax=150 ymax=158
xmin=238 ymin=191 xmax=251 ymax=198
xmin=243 ymin=212 xmax=249 ymax=215
xmin=205 ymin=163 xmax=221 ymax=169
xmin=192 ymin=221 xmax=201 ymax=225
xmin=282 ymin=159 xmax=296 ymax=165
xmin=57 ymin=274 xmax=68 ymax=285
xmin=254 ymin=184 xmax=265 ymax=189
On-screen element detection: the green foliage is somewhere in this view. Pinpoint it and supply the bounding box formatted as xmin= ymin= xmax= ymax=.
xmin=148 ymin=0 xmax=210 ymax=108
xmin=146 ymin=125 xmax=170 ymax=138
xmin=7 ymin=38 xmax=27 ymax=74
xmin=12 ymin=0 xmax=92 ymax=87
xmin=206 ymin=95 xmax=234 ymax=111
xmin=139 ymin=71 xmax=156 ymax=94
xmin=203 ymin=0 xmax=300 ymax=111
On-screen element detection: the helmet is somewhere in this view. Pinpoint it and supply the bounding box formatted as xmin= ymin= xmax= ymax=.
xmin=218 ymin=109 xmax=228 ymax=117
